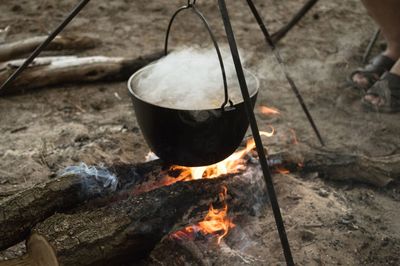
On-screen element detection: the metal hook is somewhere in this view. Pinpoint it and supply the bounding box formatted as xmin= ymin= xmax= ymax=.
xmin=187 ymin=0 xmax=196 ymax=7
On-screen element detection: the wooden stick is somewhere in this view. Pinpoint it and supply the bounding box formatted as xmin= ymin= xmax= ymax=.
xmin=0 ymin=35 xmax=97 ymax=62
xmin=0 ymin=52 xmax=163 ymax=95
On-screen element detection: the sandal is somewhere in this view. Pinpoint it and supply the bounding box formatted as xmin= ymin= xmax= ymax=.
xmin=349 ymin=54 xmax=396 ymax=91
xmin=361 ymin=72 xmax=400 ymax=113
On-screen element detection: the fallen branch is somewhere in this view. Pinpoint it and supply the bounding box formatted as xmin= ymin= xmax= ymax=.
xmin=0 ymin=35 xmax=97 ymax=62
xmin=0 ymin=52 xmax=163 ymax=95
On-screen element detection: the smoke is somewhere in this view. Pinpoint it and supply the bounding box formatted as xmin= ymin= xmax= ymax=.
xmin=60 ymin=163 xmax=118 ymax=193
xmin=133 ymin=47 xmax=258 ymax=110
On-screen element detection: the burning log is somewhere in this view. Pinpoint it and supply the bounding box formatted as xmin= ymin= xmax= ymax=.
xmin=0 ymin=52 xmax=163 ymax=95
xmin=0 ymin=35 xmax=97 ymax=62
xmin=0 ymin=161 xmax=160 ymax=251
xmin=1 ymin=179 xmax=226 ymax=266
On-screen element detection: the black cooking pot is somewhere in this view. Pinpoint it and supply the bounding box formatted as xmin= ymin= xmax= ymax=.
xmin=127 ymin=2 xmax=259 ymax=166
xmin=128 ymin=65 xmax=258 ymax=167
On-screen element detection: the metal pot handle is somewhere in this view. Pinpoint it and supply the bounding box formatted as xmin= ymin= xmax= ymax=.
xmin=164 ymin=0 xmax=233 ymax=109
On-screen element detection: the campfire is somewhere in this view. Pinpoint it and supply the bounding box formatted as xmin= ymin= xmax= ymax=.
xmin=0 ymin=131 xmax=277 ymax=265
xmin=132 ymin=137 xmax=262 ymax=245
xmin=1 ymin=123 xmax=398 ymax=265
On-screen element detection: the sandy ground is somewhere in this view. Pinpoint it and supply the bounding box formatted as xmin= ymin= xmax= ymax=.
xmin=0 ymin=0 xmax=399 ymax=265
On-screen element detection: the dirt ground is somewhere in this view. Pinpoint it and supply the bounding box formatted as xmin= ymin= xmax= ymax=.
xmin=0 ymin=0 xmax=399 ymax=265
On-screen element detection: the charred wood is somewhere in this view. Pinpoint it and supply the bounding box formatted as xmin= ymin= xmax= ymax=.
xmin=0 ymin=161 xmax=160 ymax=251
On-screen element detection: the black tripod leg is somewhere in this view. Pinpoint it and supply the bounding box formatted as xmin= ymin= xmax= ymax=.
xmin=246 ymin=0 xmax=324 ymax=147
xmin=217 ymin=0 xmax=295 ymax=265
xmin=0 ymin=0 xmax=91 ymax=94
xmin=362 ymin=29 xmax=380 ymax=64
xmin=271 ymin=0 xmax=319 ymax=43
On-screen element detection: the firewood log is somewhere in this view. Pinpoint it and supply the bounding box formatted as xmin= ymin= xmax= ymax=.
xmin=0 ymin=161 xmax=160 ymax=251
xmin=0 ymin=52 xmax=163 ymax=95
xmin=268 ymin=144 xmax=399 ymax=187
xmin=0 ymin=178 xmax=226 ymax=266
xmin=0 ymin=35 xmax=97 ymax=62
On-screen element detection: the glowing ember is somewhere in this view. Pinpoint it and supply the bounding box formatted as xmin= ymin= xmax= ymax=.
xmin=170 ymin=186 xmax=235 ymax=244
xmin=259 ymin=105 xmax=280 ymax=115
xmin=260 ymin=126 xmax=275 ymax=138
xmin=275 ymin=167 xmax=290 ymax=174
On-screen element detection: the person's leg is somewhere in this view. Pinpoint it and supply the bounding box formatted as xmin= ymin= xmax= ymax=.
xmin=362 ymin=0 xmax=400 ymax=59
xmin=353 ymin=0 xmax=400 ymax=88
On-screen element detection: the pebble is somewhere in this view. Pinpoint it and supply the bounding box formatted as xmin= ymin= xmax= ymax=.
xmin=318 ymin=188 xmax=330 ymax=197
xmin=300 ymin=229 xmax=316 ymax=242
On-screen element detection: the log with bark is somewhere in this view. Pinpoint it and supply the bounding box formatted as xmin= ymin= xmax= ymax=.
xmin=1 ymin=178 xmax=227 ymax=266
xmin=0 ymin=52 xmax=163 ymax=95
xmin=269 ymin=144 xmax=399 ymax=187
xmin=0 ymin=161 xmax=162 ymax=251
xmin=0 ymin=35 xmax=98 ymax=62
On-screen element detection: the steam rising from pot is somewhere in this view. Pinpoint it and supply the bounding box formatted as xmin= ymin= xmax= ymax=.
xmin=134 ymin=48 xmax=257 ymax=110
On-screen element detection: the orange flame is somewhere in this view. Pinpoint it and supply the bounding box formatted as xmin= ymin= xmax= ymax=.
xmin=259 ymin=105 xmax=280 ymax=116
xmin=169 ymin=138 xmax=256 ymax=182
xmin=137 ymin=129 xmax=277 ymax=196
xmin=275 ymin=167 xmax=290 ymax=174
xmin=134 ymin=139 xmax=259 ymax=195
xmin=171 ymin=186 xmax=235 ymax=244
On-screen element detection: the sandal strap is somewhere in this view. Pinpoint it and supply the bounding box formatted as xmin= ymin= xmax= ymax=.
xmin=365 ymin=72 xmax=400 ymax=109
xmin=384 ymin=72 xmax=400 ymax=98
xmin=349 ymin=55 xmax=396 ymax=90
xmin=365 ymin=54 xmax=396 ymax=74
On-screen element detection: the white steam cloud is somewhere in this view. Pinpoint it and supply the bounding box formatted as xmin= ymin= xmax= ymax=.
xmin=133 ymin=48 xmax=258 ymax=110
